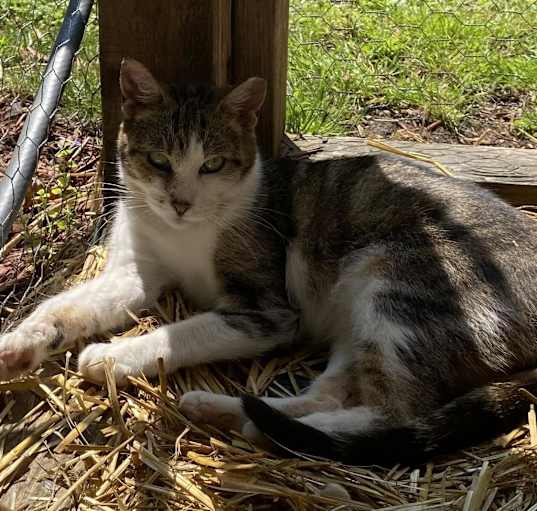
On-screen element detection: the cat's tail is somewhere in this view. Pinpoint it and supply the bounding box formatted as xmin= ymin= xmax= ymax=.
xmin=241 ymin=378 xmax=537 ymax=465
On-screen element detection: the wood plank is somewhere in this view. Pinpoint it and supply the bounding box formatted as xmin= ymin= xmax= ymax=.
xmin=232 ymin=0 xmax=289 ymax=158
xmin=283 ymin=135 xmax=537 ymax=206
xmin=98 ymin=0 xmax=231 ymax=202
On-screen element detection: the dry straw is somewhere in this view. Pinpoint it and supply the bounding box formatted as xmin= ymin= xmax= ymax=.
xmin=367 ymin=139 xmax=454 ymax=177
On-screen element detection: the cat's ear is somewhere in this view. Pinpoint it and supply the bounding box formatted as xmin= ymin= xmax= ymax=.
xmin=219 ymin=77 xmax=267 ymax=128
xmin=119 ymin=58 xmax=164 ymax=118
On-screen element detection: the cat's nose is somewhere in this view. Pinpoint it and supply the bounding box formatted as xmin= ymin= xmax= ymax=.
xmin=172 ymin=200 xmax=191 ymax=217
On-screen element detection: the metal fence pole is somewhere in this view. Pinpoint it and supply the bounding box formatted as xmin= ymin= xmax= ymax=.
xmin=0 ymin=0 xmax=94 ymax=248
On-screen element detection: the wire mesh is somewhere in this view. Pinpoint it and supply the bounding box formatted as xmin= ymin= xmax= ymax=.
xmin=0 ymin=0 xmax=101 ymax=329
xmin=288 ymin=0 xmax=537 ymax=146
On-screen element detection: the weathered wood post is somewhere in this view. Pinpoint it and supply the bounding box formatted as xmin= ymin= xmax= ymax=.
xmin=99 ymin=0 xmax=289 ymax=197
xmin=232 ymin=1 xmax=289 ymax=158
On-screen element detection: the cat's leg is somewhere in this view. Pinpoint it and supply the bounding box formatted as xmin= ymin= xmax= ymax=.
xmin=78 ymin=307 xmax=299 ymax=385
xmin=178 ymin=391 xmax=343 ymax=432
xmin=235 ymin=316 xmax=419 ymax=451
xmin=179 ymin=344 xmax=352 ymax=430
xmin=0 ymin=264 xmax=161 ymax=380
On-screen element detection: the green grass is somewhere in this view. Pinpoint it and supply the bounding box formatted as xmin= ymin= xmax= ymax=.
xmin=288 ymin=0 xmax=537 ymax=135
xmin=0 ymin=0 xmax=100 ymax=126
xmin=1 ymin=0 xmax=537 ymax=135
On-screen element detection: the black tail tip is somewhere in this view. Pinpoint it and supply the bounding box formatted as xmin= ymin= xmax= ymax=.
xmin=240 ymin=393 xmax=344 ymax=460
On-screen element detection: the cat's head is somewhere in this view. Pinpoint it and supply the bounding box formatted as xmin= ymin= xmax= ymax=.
xmin=117 ymin=58 xmax=266 ymax=229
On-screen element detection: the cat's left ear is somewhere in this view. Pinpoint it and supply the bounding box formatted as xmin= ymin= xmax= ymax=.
xmin=119 ymin=58 xmax=164 ymax=118
xmin=219 ymin=77 xmax=267 ymax=129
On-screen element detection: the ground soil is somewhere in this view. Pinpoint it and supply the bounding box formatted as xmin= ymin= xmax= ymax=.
xmin=0 ymin=95 xmax=101 ymax=325
xmin=1 ymin=92 xmax=536 ymax=309
xmin=357 ymin=92 xmax=537 ymax=149
xmin=1 ymin=95 xmax=537 ymax=510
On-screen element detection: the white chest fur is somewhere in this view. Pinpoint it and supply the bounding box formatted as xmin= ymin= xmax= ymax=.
xmin=152 ymin=223 xmax=220 ymax=309
xmin=112 ymin=204 xmax=221 ymax=310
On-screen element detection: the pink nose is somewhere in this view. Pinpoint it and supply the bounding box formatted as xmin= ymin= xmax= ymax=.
xmin=172 ymin=200 xmax=191 ymax=216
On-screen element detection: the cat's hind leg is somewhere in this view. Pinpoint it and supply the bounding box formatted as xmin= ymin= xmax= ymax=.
xmin=179 ymin=390 xmax=342 ymax=432
xmin=179 ymin=344 xmax=353 ymax=431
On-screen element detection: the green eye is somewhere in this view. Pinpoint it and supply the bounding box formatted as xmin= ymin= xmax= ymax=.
xmin=147 ymin=151 xmax=171 ymax=172
xmin=200 ymin=156 xmax=226 ymax=174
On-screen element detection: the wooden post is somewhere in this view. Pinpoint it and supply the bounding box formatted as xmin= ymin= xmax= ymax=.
xmin=232 ymin=0 xmax=289 ymax=158
xmin=98 ymin=0 xmax=231 ymax=196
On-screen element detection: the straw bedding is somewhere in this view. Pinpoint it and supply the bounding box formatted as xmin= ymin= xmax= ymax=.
xmin=0 ymin=115 xmax=537 ymax=509
xmin=1 ymin=271 xmax=536 ymax=510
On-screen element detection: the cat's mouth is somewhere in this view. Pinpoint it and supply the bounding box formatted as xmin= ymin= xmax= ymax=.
xmin=166 ymin=208 xmax=208 ymax=229
xmin=178 ymin=214 xmax=205 ymax=225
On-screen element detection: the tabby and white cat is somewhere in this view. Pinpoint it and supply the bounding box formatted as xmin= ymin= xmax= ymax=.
xmin=1 ymin=59 xmax=537 ymax=465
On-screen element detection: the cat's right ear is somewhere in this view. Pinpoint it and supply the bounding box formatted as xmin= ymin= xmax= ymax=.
xmin=219 ymin=77 xmax=267 ymax=129
xmin=119 ymin=58 xmax=163 ymax=118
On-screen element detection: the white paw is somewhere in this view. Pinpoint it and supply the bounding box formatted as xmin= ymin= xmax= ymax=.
xmin=179 ymin=391 xmax=245 ymax=430
xmin=78 ymin=342 xmax=140 ymax=386
xmin=0 ymin=319 xmax=63 ymax=381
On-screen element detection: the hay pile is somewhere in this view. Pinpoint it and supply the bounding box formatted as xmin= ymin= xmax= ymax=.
xmin=1 ymin=240 xmax=536 ymax=510
xmin=0 ymin=256 xmax=537 ymax=511
xmin=1 ymin=129 xmax=537 ymax=509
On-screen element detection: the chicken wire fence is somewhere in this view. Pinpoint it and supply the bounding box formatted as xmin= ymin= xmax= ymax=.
xmin=1 ymin=0 xmax=537 ymax=326
xmin=287 ymin=0 xmax=537 ymax=144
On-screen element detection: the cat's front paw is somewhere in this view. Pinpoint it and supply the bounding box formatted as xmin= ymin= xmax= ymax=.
xmin=0 ymin=320 xmax=63 ymax=381
xmin=78 ymin=342 xmax=140 ymax=386
xmin=0 ymin=336 xmax=38 ymax=381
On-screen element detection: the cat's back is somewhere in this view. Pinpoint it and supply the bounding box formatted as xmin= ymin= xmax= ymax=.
xmin=290 ymin=153 xmax=537 ymax=262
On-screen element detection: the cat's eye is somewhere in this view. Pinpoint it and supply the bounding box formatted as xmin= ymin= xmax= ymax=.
xmin=147 ymin=151 xmax=172 ymax=172
xmin=200 ymin=156 xmax=226 ymax=174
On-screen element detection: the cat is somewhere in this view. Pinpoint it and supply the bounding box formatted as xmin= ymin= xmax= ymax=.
xmin=1 ymin=58 xmax=537 ymax=465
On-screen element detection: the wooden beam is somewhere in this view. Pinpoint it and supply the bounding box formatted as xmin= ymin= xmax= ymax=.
xmin=98 ymin=0 xmax=231 ymax=199
xmin=284 ymin=135 xmax=537 ymax=206
xmin=232 ymin=0 xmax=289 ymax=158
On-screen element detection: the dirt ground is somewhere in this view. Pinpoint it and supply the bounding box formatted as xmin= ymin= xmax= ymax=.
xmin=0 ymin=95 xmax=101 ymax=328
xmin=356 ymin=93 xmax=537 ymax=149
xmin=1 ymin=90 xmax=537 ymax=320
